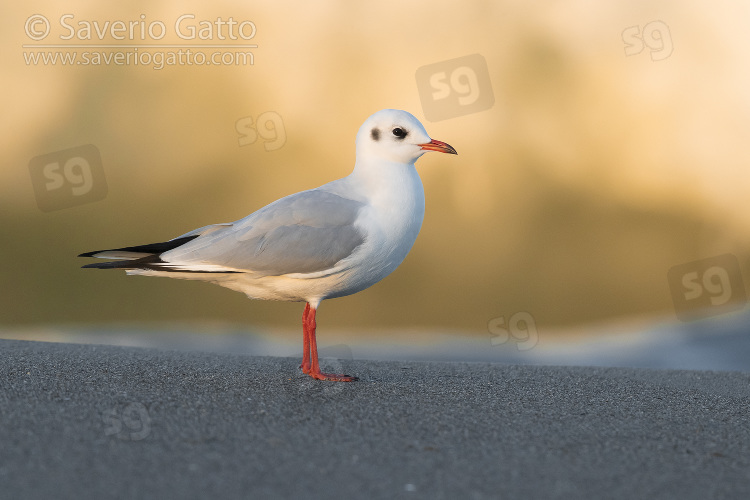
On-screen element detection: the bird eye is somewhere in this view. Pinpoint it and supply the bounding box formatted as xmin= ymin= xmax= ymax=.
xmin=392 ymin=127 xmax=407 ymax=139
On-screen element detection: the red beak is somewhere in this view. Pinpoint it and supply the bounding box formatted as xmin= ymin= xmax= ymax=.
xmin=419 ymin=139 xmax=458 ymax=155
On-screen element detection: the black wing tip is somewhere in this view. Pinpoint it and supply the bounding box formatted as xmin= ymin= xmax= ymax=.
xmin=81 ymin=262 xmax=111 ymax=269
xmin=80 ymin=256 xmax=242 ymax=274
xmin=78 ymin=235 xmax=200 ymax=260
xmin=81 ymin=261 xmax=131 ymax=270
xmin=80 ymin=254 xmax=162 ymax=271
xmin=78 ymin=235 xmax=243 ymax=274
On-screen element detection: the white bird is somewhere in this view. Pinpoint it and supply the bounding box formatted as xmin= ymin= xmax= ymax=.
xmin=80 ymin=109 xmax=457 ymax=381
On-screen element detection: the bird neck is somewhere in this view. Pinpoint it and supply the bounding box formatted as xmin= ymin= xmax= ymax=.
xmin=348 ymin=157 xmax=425 ymax=215
xmin=351 ymin=157 xmax=418 ymax=190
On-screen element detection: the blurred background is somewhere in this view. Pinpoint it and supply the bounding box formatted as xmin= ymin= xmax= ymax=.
xmin=3 ymin=0 xmax=750 ymax=370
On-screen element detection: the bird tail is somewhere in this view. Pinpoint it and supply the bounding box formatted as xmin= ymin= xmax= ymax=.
xmin=78 ymin=235 xmax=199 ymax=270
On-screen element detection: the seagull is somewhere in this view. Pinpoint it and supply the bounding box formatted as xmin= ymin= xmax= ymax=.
xmin=79 ymin=109 xmax=457 ymax=381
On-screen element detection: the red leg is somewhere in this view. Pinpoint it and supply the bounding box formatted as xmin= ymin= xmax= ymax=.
xmin=302 ymin=303 xmax=357 ymax=382
xmin=300 ymin=303 xmax=312 ymax=374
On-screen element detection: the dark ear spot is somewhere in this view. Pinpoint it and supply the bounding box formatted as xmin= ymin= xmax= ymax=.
xmin=371 ymin=128 xmax=380 ymax=141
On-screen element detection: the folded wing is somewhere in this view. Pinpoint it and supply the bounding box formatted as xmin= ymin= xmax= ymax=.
xmin=80 ymin=189 xmax=367 ymax=277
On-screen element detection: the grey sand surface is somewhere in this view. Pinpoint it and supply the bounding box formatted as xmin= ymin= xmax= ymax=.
xmin=1 ymin=338 xmax=749 ymax=499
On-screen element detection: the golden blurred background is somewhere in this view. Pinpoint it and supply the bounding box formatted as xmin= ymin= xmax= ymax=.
xmin=2 ymin=1 xmax=750 ymax=345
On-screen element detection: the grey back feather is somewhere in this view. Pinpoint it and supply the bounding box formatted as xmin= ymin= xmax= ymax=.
xmin=163 ymin=190 xmax=366 ymax=276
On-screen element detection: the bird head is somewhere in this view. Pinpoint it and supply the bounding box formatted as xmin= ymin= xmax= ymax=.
xmin=355 ymin=109 xmax=457 ymax=165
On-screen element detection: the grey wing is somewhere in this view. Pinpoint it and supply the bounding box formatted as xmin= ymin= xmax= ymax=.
xmin=161 ymin=189 xmax=366 ymax=276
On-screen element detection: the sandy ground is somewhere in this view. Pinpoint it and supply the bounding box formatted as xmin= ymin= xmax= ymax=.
xmin=1 ymin=338 xmax=749 ymax=499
